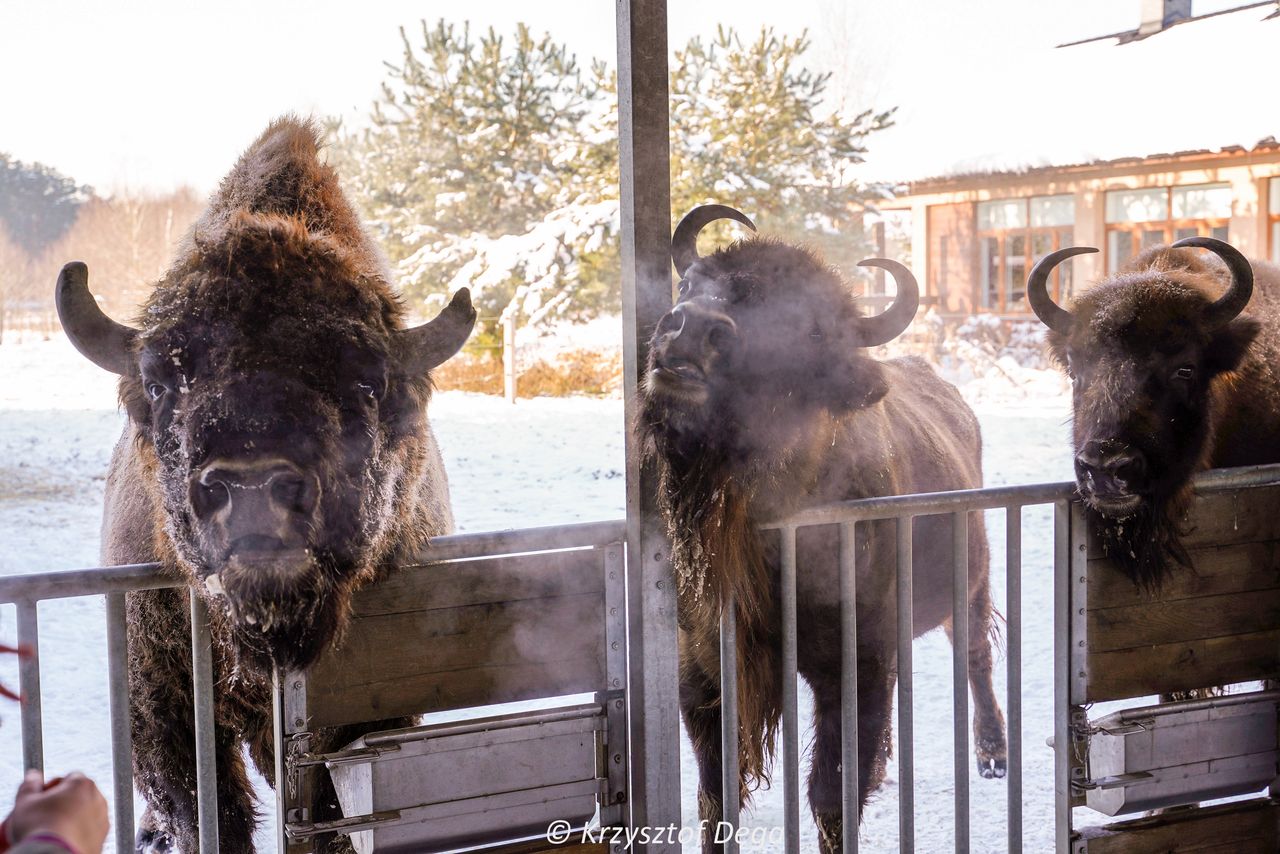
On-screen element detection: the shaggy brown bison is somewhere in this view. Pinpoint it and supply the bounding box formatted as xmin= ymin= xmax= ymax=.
xmin=56 ymin=118 xmax=474 ymax=852
xmin=1028 ymin=237 xmax=1280 ymax=589
xmin=640 ymin=205 xmax=1007 ymax=851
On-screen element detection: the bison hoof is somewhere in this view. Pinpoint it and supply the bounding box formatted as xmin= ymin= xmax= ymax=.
xmin=136 ymin=827 xmax=175 ymax=853
xmin=977 ymin=755 xmax=1008 ymax=779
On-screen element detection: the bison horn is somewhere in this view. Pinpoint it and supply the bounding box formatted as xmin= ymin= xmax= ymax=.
xmin=854 ymin=259 xmax=920 ymax=346
xmin=1027 ymin=247 xmax=1095 ymax=335
xmin=1170 ymin=236 xmax=1254 ymax=328
xmin=671 ymin=204 xmax=756 ymax=277
xmin=55 ymin=261 xmax=138 ymax=375
xmin=396 ymin=287 xmax=477 ymax=374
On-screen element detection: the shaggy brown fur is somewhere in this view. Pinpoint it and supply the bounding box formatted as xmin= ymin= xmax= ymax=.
xmin=641 ymin=236 xmax=1007 ymax=852
xmin=76 ymin=117 xmax=470 ymax=853
xmin=1045 ymin=245 xmax=1280 ymax=590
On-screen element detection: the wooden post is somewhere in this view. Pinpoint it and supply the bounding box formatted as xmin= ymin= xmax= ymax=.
xmin=502 ymin=314 xmax=517 ymax=404
xmin=617 ymin=0 xmax=682 ymax=846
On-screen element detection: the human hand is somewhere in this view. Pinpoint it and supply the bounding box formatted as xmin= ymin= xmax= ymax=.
xmin=5 ymin=770 xmax=108 ymax=854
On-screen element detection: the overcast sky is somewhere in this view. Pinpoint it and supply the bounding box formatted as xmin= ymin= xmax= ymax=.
xmin=0 ymin=0 xmax=1267 ymax=194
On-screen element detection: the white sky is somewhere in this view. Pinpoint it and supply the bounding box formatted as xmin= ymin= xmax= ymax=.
xmin=0 ymin=1 xmax=1271 ymax=193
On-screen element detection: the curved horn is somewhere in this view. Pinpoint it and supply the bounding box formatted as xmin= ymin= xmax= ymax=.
xmin=1027 ymin=247 xmax=1095 ymax=335
xmin=855 ymin=258 xmax=920 ymax=347
xmin=1170 ymin=236 xmax=1254 ymax=328
xmin=55 ymin=261 xmax=138 ymax=375
xmin=671 ymin=204 xmax=756 ymax=277
xmin=396 ymin=287 xmax=477 ymax=374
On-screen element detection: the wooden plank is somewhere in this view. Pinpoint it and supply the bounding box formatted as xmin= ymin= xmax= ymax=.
xmin=1086 ymin=627 xmax=1280 ymax=702
xmin=307 ymin=656 xmax=605 ymax=729
xmin=1079 ymin=798 xmax=1279 ymax=854
xmin=307 ymin=592 xmax=606 ymax=726
xmin=1088 ymin=540 xmax=1280 ymax=608
xmin=1087 ymin=486 xmax=1280 ymax=558
xmin=1087 ymin=587 xmax=1280 ymax=651
xmin=352 ymin=550 xmax=603 ymax=617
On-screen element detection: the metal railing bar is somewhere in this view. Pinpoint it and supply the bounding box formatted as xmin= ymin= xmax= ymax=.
xmin=1052 ymin=500 xmax=1072 ymax=854
xmin=839 ymin=521 xmax=859 ymax=854
xmin=106 ymin=592 xmax=135 ymax=852
xmin=1005 ymin=507 xmax=1023 ymax=854
xmin=951 ymin=511 xmax=970 ymax=854
xmin=16 ymin=600 xmax=42 ymax=772
xmin=720 ymin=594 xmax=740 ymax=853
xmin=780 ymin=526 xmax=800 ymax=854
xmin=768 ymin=461 xmax=1280 ymax=530
xmin=770 ymin=482 xmax=1074 ymax=528
xmin=0 ymin=563 xmax=174 ymax=605
xmin=190 ymin=594 xmax=219 ymax=854
xmin=896 ymin=516 xmax=915 ymax=854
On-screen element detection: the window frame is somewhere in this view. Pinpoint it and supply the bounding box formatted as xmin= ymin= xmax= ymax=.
xmin=976 ymin=198 xmax=1073 ymax=315
xmin=1105 ymin=185 xmax=1231 ymax=273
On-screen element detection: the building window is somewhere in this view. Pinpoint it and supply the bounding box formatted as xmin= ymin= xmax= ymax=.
xmin=865 ymin=209 xmax=912 ymax=298
xmin=1105 ymin=184 xmax=1231 ymax=272
xmin=1270 ymin=178 xmax=1280 ymax=264
xmin=976 ymin=195 xmax=1074 ymax=313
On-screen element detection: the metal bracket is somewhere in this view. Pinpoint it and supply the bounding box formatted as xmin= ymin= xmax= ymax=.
xmin=285 ymin=809 xmax=402 ymax=840
xmin=292 ymin=743 xmax=402 ymax=770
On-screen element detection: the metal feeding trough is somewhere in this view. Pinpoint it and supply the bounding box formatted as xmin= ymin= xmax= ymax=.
xmin=1080 ymin=689 xmax=1280 ymax=816
xmin=315 ymin=700 xmax=608 ymax=853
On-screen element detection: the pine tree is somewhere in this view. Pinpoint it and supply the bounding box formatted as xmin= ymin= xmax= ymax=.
xmin=334 ymin=21 xmax=895 ymax=330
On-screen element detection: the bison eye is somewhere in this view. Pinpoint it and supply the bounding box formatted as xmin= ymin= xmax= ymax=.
xmin=1173 ymin=365 xmax=1195 ymax=383
xmin=356 ymin=381 xmax=380 ymax=400
xmin=145 ymin=381 xmax=169 ymax=402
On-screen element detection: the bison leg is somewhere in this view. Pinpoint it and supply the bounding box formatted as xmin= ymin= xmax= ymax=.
xmin=128 ymin=588 xmax=258 ymax=853
xmin=947 ymin=573 xmax=1008 ymax=780
xmin=805 ymin=672 xmax=848 ymax=854
xmin=680 ymin=659 xmax=729 ymax=854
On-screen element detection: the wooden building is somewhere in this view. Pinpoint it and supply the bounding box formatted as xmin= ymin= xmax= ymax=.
xmin=874 ymin=1 xmax=1280 ymax=319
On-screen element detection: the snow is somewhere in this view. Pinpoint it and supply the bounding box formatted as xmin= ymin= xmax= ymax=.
xmin=0 ymin=333 xmax=1079 ymax=852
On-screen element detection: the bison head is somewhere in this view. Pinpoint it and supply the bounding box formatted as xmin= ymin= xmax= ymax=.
xmin=1029 ymin=237 xmax=1257 ymax=585
xmin=643 ymin=204 xmax=918 ymax=458
xmin=56 ymin=215 xmax=474 ymax=670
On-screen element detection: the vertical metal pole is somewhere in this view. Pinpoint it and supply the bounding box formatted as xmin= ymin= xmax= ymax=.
xmin=1005 ymin=507 xmax=1023 ymax=854
xmin=617 ymin=0 xmax=680 ymax=844
xmin=16 ymin=600 xmax=43 ymax=772
xmin=190 ymin=593 xmax=219 ymax=854
xmin=719 ymin=596 xmax=740 ymax=853
xmin=503 ymin=313 xmax=517 ymax=404
xmin=1053 ymin=500 xmax=1072 ymax=854
xmin=839 ymin=522 xmax=860 ymax=854
xmin=896 ymin=517 xmax=915 ymax=853
xmin=780 ymin=526 xmax=800 ymax=854
xmin=106 ymin=593 xmax=136 ymax=851
xmin=952 ymin=511 xmax=970 ymax=854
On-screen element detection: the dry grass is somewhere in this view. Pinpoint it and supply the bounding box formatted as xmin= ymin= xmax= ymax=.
xmin=433 ymin=348 xmax=622 ymax=398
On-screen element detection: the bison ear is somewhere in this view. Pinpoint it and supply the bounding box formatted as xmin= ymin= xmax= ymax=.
xmin=1205 ymin=316 xmax=1260 ymax=375
xmin=826 ymin=353 xmax=889 ymax=411
xmin=395 ymin=288 xmax=477 ymax=374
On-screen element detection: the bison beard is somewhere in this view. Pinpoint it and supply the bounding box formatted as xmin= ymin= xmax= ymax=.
xmin=652 ymin=429 xmax=782 ymax=796
xmin=1087 ymin=495 xmax=1193 ymax=592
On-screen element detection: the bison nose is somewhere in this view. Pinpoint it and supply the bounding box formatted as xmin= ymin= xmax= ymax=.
xmin=661 ymin=302 xmax=738 ymax=357
xmin=190 ymin=458 xmax=320 ymax=547
xmin=1076 ymin=442 xmax=1145 ymax=485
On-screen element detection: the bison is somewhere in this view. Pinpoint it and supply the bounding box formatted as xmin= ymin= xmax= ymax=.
xmin=55 ymin=118 xmax=475 ymax=852
xmin=639 ymin=205 xmax=1007 ymax=851
xmin=1027 ymin=237 xmax=1280 ymax=589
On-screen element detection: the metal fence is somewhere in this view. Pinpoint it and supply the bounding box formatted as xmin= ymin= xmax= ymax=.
xmin=717 ymin=462 xmax=1280 ymax=854
xmin=6 ymin=464 xmax=1280 ymax=854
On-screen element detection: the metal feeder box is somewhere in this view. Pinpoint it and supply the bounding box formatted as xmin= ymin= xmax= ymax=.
xmin=323 ymin=702 xmax=607 ymax=853
xmin=1082 ymin=689 xmax=1280 ymax=816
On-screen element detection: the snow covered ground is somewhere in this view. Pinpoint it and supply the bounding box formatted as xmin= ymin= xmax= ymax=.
xmin=0 ymin=333 xmax=1074 ymax=852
